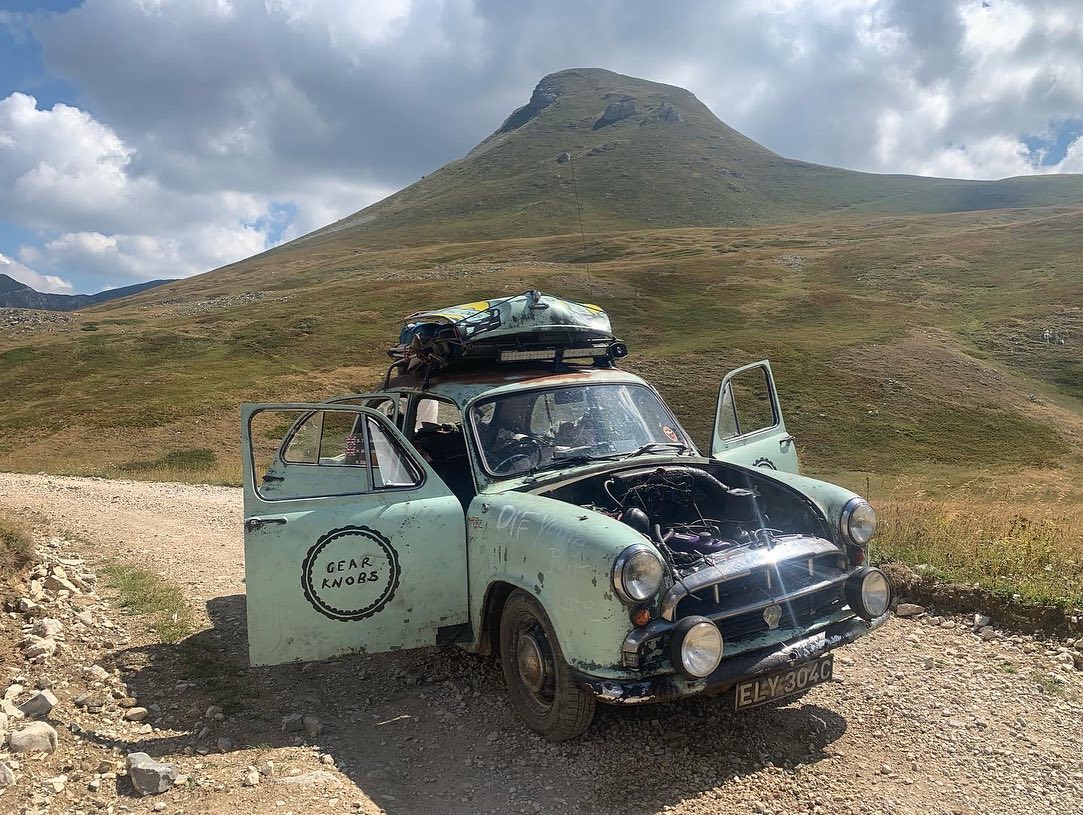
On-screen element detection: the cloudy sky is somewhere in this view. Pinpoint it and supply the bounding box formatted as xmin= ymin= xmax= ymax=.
xmin=1 ymin=0 xmax=1082 ymax=294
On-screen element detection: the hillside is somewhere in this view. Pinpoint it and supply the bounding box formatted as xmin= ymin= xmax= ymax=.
xmin=0 ymin=274 xmax=174 ymax=311
xmin=0 ymin=68 xmax=1079 ymax=522
xmin=284 ymin=68 xmax=1083 ymax=250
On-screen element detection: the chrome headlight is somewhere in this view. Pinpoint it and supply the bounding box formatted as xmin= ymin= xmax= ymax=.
xmin=612 ymin=543 xmax=664 ymax=603
xmin=844 ymin=567 xmax=891 ymax=620
xmin=841 ymin=497 xmax=877 ymax=546
xmin=669 ymin=616 xmax=724 ymax=678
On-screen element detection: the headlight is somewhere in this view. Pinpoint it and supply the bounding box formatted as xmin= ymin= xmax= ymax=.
xmin=612 ymin=543 xmax=664 ymax=603
xmin=668 ymin=616 xmax=724 ymax=678
xmin=844 ymin=567 xmax=891 ymax=620
xmin=841 ymin=497 xmax=877 ymax=546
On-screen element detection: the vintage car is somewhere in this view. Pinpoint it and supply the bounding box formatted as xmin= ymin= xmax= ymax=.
xmin=241 ymin=292 xmax=890 ymax=740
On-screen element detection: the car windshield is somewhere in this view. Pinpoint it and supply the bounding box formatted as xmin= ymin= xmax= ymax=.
xmin=471 ymin=383 xmax=691 ymax=477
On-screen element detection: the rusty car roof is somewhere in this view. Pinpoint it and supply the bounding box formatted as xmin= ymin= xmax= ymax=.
xmin=383 ymin=364 xmax=650 ymax=406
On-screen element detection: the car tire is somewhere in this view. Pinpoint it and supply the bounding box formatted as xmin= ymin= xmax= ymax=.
xmin=499 ymin=589 xmax=596 ymax=741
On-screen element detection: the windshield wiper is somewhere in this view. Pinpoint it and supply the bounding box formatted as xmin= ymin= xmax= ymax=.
xmin=622 ymin=442 xmax=691 ymax=459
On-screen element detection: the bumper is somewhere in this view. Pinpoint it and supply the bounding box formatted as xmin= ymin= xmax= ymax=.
xmin=572 ymin=611 xmax=888 ymax=705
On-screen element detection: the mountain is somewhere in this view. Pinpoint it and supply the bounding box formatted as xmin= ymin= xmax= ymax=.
xmin=290 ymin=67 xmax=1083 ymax=250
xmin=0 ymin=274 xmax=175 ymax=311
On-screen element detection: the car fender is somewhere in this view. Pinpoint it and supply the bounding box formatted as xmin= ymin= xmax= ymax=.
xmin=466 ymin=491 xmax=647 ymax=677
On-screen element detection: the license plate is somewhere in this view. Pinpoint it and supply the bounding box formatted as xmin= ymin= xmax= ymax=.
xmin=734 ymin=654 xmax=834 ymax=710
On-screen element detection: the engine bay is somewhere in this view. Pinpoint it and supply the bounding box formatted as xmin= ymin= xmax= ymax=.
xmin=542 ymin=462 xmax=832 ymax=575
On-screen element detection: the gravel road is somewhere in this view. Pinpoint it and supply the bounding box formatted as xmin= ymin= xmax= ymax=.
xmin=1 ymin=472 xmax=1081 ymax=815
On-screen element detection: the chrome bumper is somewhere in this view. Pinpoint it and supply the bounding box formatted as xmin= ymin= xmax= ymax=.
xmin=573 ymin=611 xmax=888 ymax=705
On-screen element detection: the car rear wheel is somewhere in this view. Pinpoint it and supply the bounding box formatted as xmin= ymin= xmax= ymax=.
xmin=499 ymin=590 xmax=596 ymax=741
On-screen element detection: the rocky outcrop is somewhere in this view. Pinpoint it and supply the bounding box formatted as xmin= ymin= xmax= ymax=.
xmin=497 ymin=78 xmax=559 ymax=134
xmin=594 ymin=98 xmax=637 ymax=129
xmin=653 ymin=101 xmax=684 ymax=123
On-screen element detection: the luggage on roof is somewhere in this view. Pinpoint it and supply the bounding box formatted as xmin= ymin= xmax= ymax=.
xmin=388 ymin=289 xmax=627 ymax=381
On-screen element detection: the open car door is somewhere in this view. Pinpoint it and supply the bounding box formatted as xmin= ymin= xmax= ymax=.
xmin=242 ymin=403 xmax=468 ymax=666
xmin=710 ymin=360 xmax=799 ymax=474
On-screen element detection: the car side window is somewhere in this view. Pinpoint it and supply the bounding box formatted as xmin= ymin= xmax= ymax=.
xmin=719 ymin=367 xmax=777 ymax=439
xmin=367 ymin=417 xmax=421 ymax=488
xmin=250 ymin=408 xmax=421 ymax=500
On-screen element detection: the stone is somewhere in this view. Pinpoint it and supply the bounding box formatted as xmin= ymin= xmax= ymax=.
xmin=74 ymin=610 xmax=94 ymax=627
xmin=74 ymin=692 xmax=105 ymax=711
xmin=274 ymin=770 xmax=341 ymax=787
xmin=280 ymin=713 xmax=305 ymax=732
xmin=43 ymin=774 xmax=66 ymax=793
xmin=86 ymin=664 xmax=109 ymax=681
xmin=43 ymin=574 xmax=80 ymax=595
xmin=204 ymin=705 xmax=222 ymax=720
xmin=216 ymin=737 xmax=232 ymax=752
xmin=18 ymin=690 xmax=57 ymax=718
xmin=302 ymin=714 xmax=323 ymax=737
xmin=0 ymin=711 xmax=8 ymax=735
xmin=980 ymin=627 xmax=997 ymax=641
xmin=16 ymin=598 xmax=38 ymax=614
xmin=895 ymin=603 xmax=925 ymax=618
xmin=22 ymin=637 xmax=57 ymax=660
xmin=2 ymin=683 xmax=21 ymax=701
xmin=321 ymin=753 xmax=335 ymax=766
xmin=555 ymin=151 xmax=570 ymax=163
xmin=33 ymin=618 xmax=63 ymax=638
xmin=243 ymin=768 xmax=261 ymax=786
xmin=124 ymin=707 xmax=149 ymax=722
xmin=973 ymin=613 xmax=991 ymax=630
xmin=126 ymin=752 xmax=178 ymax=796
xmin=0 ymin=761 xmax=14 ymax=787
xmin=8 ymin=721 xmax=59 ymax=754
xmin=1 ymin=699 xmax=23 ymax=720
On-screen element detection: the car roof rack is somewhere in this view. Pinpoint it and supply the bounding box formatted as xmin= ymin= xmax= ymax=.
xmin=384 ymin=289 xmax=628 ymax=389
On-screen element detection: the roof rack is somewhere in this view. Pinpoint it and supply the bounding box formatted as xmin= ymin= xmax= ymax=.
xmin=384 ymin=289 xmax=628 ymax=388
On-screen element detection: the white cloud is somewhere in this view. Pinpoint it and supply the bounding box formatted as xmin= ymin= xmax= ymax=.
xmin=0 ymin=251 xmax=73 ymax=294
xmin=0 ymin=0 xmax=1079 ymax=293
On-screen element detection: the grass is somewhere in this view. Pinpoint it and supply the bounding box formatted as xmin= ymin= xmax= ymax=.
xmin=102 ymin=563 xmax=196 ymax=644
xmin=872 ymin=484 xmax=1083 ymax=608
xmin=118 ymin=448 xmax=218 ymax=474
xmin=0 ymin=511 xmax=34 ymax=588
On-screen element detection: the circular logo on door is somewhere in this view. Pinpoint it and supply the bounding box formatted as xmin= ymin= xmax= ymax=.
xmin=301 ymin=526 xmax=400 ymax=622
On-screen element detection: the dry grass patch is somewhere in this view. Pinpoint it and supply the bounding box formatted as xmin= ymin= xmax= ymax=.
xmin=874 ymin=486 xmax=1083 ymax=607
xmin=0 ymin=511 xmax=34 ymax=592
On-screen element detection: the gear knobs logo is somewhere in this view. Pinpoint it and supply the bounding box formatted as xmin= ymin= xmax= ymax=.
xmin=301 ymin=526 xmax=400 ymax=621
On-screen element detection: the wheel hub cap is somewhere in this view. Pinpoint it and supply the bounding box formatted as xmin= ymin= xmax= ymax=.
xmin=516 ymin=634 xmax=547 ymax=692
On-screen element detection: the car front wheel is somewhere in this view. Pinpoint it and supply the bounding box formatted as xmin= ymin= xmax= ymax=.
xmin=498 ymin=589 xmax=596 ymax=741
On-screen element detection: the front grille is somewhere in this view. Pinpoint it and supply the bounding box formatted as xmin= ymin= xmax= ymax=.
xmin=675 ymin=553 xmax=841 ymax=621
xmin=716 ymin=584 xmax=845 ymax=644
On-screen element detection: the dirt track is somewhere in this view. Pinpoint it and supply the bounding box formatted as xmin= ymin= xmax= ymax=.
xmin=2 ymin=472 xmax=1082 ymax=815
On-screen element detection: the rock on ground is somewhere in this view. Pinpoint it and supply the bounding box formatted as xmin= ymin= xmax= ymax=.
xmin=7 ymin=721 xmax=58 ymax=754
xmin=126 ymin=752 xmax=179 ymax=796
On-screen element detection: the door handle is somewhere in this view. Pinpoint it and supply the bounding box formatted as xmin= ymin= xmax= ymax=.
xmin=779 ymin=434 xmax=796 ymax=449
xmin=262 ymin=474 xmax=284 ymax=483
xmin=245 ymin=517 xmax=287 ymax=533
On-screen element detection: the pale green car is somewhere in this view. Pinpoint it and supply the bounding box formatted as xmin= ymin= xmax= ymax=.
xmin=242 ymin=359 xmax=890 ymax=740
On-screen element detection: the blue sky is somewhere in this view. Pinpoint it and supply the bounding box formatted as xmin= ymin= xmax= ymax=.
xmin=2 ymin=0 xmax=1082 ymax=294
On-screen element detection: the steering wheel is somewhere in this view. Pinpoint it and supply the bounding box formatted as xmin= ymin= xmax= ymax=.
xmin=491 ymin=437 xmax=544 ymax=475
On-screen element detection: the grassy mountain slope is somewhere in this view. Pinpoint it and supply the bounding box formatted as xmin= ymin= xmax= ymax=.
xmin=288 ymin=68 xmax=1083 ymax=250
xmin=1 ymin=208 xmax=1079 ymax=491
